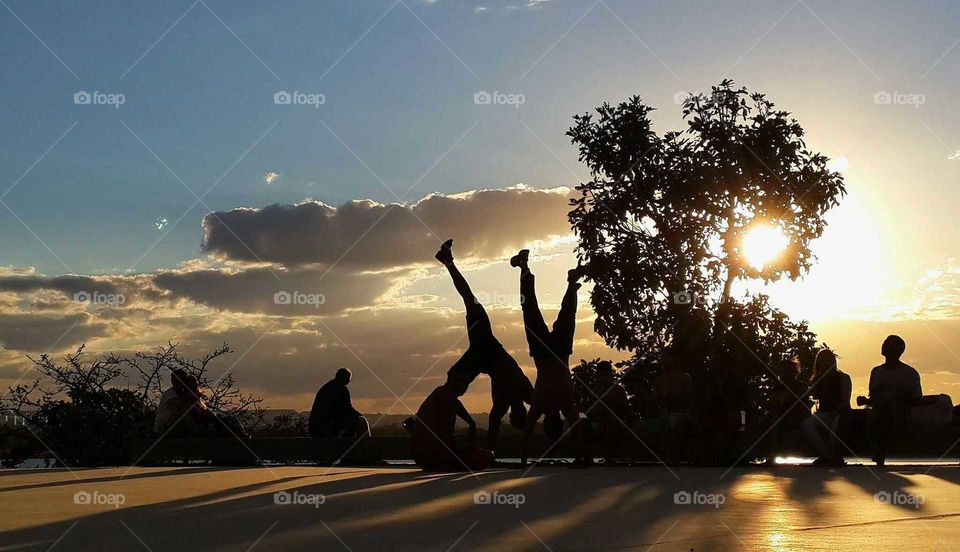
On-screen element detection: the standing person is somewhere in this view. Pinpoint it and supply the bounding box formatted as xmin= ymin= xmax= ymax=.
xmin=801 ymin=349 xmax=852 ymax=467
xmin=649 ymin=351 xmax=695 ymax=464
xmin=308 ymin=368 xmax=371 ymax=439
xmin=755 ymin=358 xmax=812 ymax=464
xmin=436 ymin=239 xmax=533 ymax=453
xmin=581 ymin=360 xmax=632 ymax=464
xmin=856 ymin=335 xmax=922 ymax=467
xmin=510 ymin=249 xmax=589 ymax=467
xmin=408 ymin=377 xmax=493 ymax=472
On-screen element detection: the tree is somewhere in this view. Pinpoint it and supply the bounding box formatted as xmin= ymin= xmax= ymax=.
xmin=567 ymin=80 xmax=843 ymax=406
xmin=1 ymin=343 xmax=265 ymax=466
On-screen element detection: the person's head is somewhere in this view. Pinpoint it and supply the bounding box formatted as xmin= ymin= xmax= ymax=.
xmin=881 ymin=335 xmax=906 ymax=362
xmin=811 ymin=349 xmax=838 ymax=382
xmin=334 ymin=368 xmax=352 ymax=385
xmin=594 ymin=360 xmax=615 ymax=384
xmin=509 ymin=402 xmax=527 ymax=429
xmin=170 ymin=369 xmax=188 ymax=393
xmin=543 ymin=411 xmax=564 ymax=441
xmin=182 ymin=375 xmax=201 ymax=400
xmin=779 ymin=358 xmax=799 ymax=381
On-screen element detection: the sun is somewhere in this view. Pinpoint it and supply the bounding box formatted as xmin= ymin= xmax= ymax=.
xmin=742 ymin=224 xmax=789 ymax=270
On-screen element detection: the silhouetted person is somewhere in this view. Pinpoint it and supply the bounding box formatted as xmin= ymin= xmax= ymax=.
xmin=309 ymin=368 xmax=371 ymax=439
xmin=408 ymin=377 xmax=493 ymax=471
xmin=802 ymin=349 xmax=851 ymax=466
xmin=581 ymin=360 xmax=631 ymax=463
xmin=698 ymin=362 xmax=749 ymax=464
xmin=436 ymin=239 xmax=533 ymax=452
xmin=756 ymin=358 xmax=812 ymax=464
xmin=649 ymin=351 xmax=695 ymax=464
xmin=155 ymin=369 xmax=190 ymax=434
xmin=511 ymin=249 xmax=588 ymax=467
xmin=856 ymin=335 xmax=922 ymax=466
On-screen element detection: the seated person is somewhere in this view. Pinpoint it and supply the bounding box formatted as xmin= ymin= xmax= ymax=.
xmin=155 ymin=369 xmax=190 ymax=434
xmin=801 ymin=349 xmax=852 ymax=466
xmin=856 ymin=335 xmax=922 ymax=466
xmin=308 ymin=368 xmax=371 ymax=439
xmin=755 ymin=358 xmax=812 ymax=464
xmin=408 ymin=377 xmax=493 ymax=472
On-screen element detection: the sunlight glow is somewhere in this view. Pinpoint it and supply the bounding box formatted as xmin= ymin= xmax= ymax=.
xmin=742 ymin=225 xmax=789 ymax=270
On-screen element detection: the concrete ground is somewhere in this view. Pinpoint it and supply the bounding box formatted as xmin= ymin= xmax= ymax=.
xmin=1 ymin=464 xmax=958 ymax=551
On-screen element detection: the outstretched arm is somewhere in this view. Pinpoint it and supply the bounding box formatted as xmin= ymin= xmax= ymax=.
xmin=456 ymin=400 xmax=477 ymax=446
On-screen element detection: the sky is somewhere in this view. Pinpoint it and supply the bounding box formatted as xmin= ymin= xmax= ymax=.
xmin=1 ymin=0 xmax=960 ymax=412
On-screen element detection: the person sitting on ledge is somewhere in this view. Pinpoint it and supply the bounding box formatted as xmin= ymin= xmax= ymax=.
xmin=308 ymin=368 xmax=371 ymax=439
xmin=408 ymin=376 xmax=493 ymax=472
xmin=856 ymin=335 xmax=922 ymax=467
xmin=801 ymin=349 xmax=852 ymax=467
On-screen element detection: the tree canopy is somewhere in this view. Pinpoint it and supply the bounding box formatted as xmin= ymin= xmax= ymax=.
xmin=567 ymin=80 xmax=845 ymax=402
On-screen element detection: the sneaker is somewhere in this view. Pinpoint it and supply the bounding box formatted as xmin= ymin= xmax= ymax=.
xmin=435 ymin=239 xmax=454 ymax=264
xmin=510 ymin=249 xmax=529 ymax=268
xmin=567 ymin=266 xmax=583 ymax=283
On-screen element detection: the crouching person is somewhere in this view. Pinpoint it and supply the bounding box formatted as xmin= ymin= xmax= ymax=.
xmin=407 ymin=377 xmax=493 ymax=472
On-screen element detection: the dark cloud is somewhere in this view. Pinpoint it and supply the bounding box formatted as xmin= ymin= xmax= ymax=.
xmin=0 ymin=312 xmax=107 ymax=351
xmin=201 ymin=187 xmax=573 ymax=268
xmin=152 ymin=265 xmax=409 ymax=315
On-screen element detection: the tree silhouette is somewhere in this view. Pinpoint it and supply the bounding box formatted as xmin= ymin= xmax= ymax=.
xmin=567 ymin=80 xmax=843 ymax=408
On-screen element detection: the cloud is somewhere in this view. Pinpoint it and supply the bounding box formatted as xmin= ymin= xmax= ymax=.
xmin=201 ymin=186 xmax=573 ymax=268
xmin=264 ymin=171 xmax=281 ymax=185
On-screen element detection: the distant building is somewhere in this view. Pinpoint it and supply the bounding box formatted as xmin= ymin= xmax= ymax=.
xmin=1 ymin=413 xmax=26 ymax=427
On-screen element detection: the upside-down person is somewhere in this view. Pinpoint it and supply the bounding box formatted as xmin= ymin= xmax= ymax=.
xmin=435 ymin=239 xmax=534 ymax=454
xmin=510 ymin=249 xmax=589 ymax=467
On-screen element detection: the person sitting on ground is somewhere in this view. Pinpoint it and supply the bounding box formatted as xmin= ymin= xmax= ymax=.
xmin=408 ymin=376 xmax=493 ymax=472
xmin=755 ymin=358 xmax=812 ymax=464
xmin=511 ymin=249 xmax=589 ymax=467
xmin=648 ymin=351 xmax=695 ymax=464
xmin=801 ymin=349 xmax=852 ymax=466
xmin=308 ymin=368 xmax=371 ymax=439
xmin=580 ymin=360 xmax=632 ymax=464
xmin=856 ymin=335 xmax=922 ymax=467
xmin=436 ymin=239 xmax=533 ymax=453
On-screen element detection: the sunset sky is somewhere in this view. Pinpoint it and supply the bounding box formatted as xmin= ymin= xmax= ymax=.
xmin=2 ymin=0 xmax=960 ymax=412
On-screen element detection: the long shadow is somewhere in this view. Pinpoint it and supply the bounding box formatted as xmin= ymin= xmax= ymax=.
xmin=0 ymin=466 xmax=257 ymax=493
